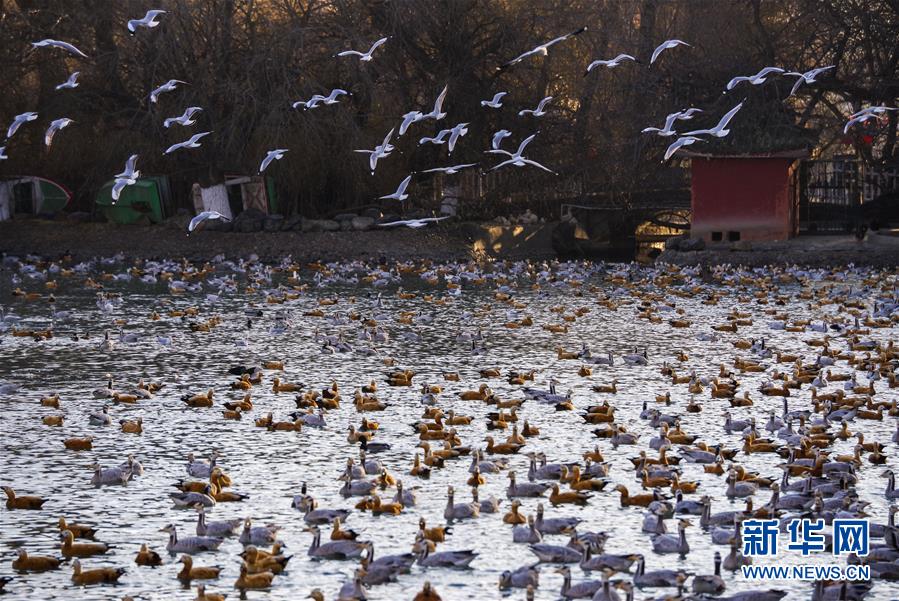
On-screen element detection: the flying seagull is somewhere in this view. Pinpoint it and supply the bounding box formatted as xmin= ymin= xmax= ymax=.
xmin=843 ymin=107 xmax=899 ymax=134
xmin=487 ymin=133 xmax=537 ymax=159
xmin=336 ymin=37 xmax=389 ymax=61
xmin=491 ymin=129 xmax=512 ymax=150
xmin=6 ymin=112 xmax=38 ymax=139
xmin=116 ymin=154 xmax=140 ymax=180
xmin=55 ymin=72 xmax=80 ymax=91
xmin=399 ymin=111 xmax=424 ymax=136
xmin=726 ymin=67 xmax=784 ymax=91
xmin=446 ymin=123 xmax=469 ymax=154
xmin=292 ymin=95 xmax=325 ymax=110
xmin=419 ymin=129 xmax=451 ymax=146
xmin=31 ymin=39 xmax=88 ymax=58
xmin=487 ymin=133 xmax=555 ymax=173
xmin=380 ymin=175 xmax=412 ymax=202
xmin=420 ymin=86 xmax=448 ymax=121
xmin=519 ymin=96 xmax=553 ymax=118
xmin=320 ymin=88 xmax=351 ymax=105
xmin=663 ymin=136 xmax=705 ymax=161
xmin=641 ymin=113 xmax=680 ymax=137
xmin=642 ymin=109 xmax=703 ymax=136
xmin=683 ymin=101 xmax=744 ymax=137
xmin=188 ymin=211 xmax=230 ymax=233
xmin=259 ymin=149 xmax=289 ymax=173
xmin=354 ymin=128 xmax=395 ymax=174
xmin=111 ymin=155 xmax=140 ymax=202
xmin=585 ymin=53 xmax=637 ymax=75
xmin=421 ymin=163 xmax=478 ymax=175
xmin=150 ymin=80 xmax=187 ymax=104
xmin=164 ymin=131 xmax=212 ymax=154
xmin=481 ymin=92 xmax=507 ymax=109
xmin=378 ymin=216 xmax=449 ymax=229
xmin=44 ymin=118 xmax=74 ymax=148
xmin=499 ymin=27 xmax=587 ymax=71
xmin=784 ymin=65 xmax=835 ymax=96
xmin=164 ymin=106 xmax=203 ymax=128
xmin=650 ymin=39 xmax=690 ymax=66
xmin=128 ymin=9 xmax=166 ymax=33
xmin=673 ymin=108 xmax=703 ymax=121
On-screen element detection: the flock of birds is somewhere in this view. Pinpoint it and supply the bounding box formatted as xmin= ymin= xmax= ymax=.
xmin=2 ymin=253 xmax=899 ymax=600
xmin=3 ymin=11 xmax=898 ymax=231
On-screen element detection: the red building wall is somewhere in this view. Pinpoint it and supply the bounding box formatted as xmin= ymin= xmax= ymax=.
xmin=691 ymin=157 xmax=797 ymax=242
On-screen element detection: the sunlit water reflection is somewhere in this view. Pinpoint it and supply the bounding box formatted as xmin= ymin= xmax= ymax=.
xmin=1 ymin=258 xmax=898 ymax=600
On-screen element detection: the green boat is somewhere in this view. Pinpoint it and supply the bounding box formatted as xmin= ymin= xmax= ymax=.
xmin=95 ymin=177 xmax=172 ymax=224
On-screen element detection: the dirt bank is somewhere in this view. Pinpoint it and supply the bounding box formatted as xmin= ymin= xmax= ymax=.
xmin=0 ymin=219 xmax=475 ymax=263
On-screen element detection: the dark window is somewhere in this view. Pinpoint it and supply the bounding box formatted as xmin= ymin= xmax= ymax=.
xmin=727 ymin=231 xmax=740 ymax=241
xmin=711 ymin=231 xmax=722 ymax=241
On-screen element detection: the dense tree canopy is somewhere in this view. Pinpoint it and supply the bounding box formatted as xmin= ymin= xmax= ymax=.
xmin=1 ymin=0 xmax=897 ymax=216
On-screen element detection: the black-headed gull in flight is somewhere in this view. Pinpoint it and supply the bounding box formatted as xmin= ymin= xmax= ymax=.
xmin=843 ymin=106 xmax=898 ymax=134
xmin=55 ymin=72 xmax=80 ymax=91
xmin=663 ymin=136 xmax=705 ymax=161
xmin=419 ymin=129 xmax=451 ymax=146
xmin=420 ymin=164 xmax=478 ymax=175
xmin=336 ymin=37 xmax=389 ymax=62
xmin=150 ymin=80 xmax=187 ymax=104
xmin=446 ymin=123 xmax=469 ymax=154
xmin=378 ymin=216 xmax=449 ymax=229
xmin=116 ymin=154 xmax=140 ymax=180
xmin=44 ymin=118 xmax=74 ymax=148
xmin=164 ymin=131 xmax=212 ymax=154
xmin=641 ymin=108 xmax=702 ymax=137
xmin=292 ymin=95 xmax=325 ymax=110
xmin=380 ymin=175 xmax=412 ymax=202
xmin=399 ymin=111 xmax=424 ymax=136
xmin=481 ymin=92 xmax=507 ymax=108
xmin=164 ymin=107 xmax=203 ymax=128
xmin=650 ymin=39 xmax=690 ymax=66
xmin=725 ymin=67 xmax=784 ymax=91
xmin=487 ymin=133 xmax=554 ymax=173
xmin=6 ymin=112 xmax=38 ymax=139
xmin=518 ymin=96 xmax=553 ymax=117
xmin=420 ymin=85 xmax=448 ymax=121
xmin=188 ymin=211 xmax=230 ymax=233
xmin=683 ymin=101 xmax=743 ymax=138
xmin=499 ymin=27 xmax=587 ymax=71
xmin=491 ymin=129 xmax=512 ymax=150
xmin=320 ymin=88 xmax=351 ymax=105
xmin=487 ymin=133 xmax=536 ymax=159
xmin=642 ymin=113 xmax=680 ymax=137
xmin=111 ymin=155 xmax=140 ymax=202
xmin=585 ymin=53 xmax=637 ymax=74
xmin=784 ymin=65 xmax=834 ymax=96
xmin=32 ymin=39 xmax=88 ymax=58
xmin=354 ymin=128 xmax=395 ymax=174
xmin=259 ymin=149 xmax=289 ymax=173
xmin=128 ymin=9 xmax=166 ymax=33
